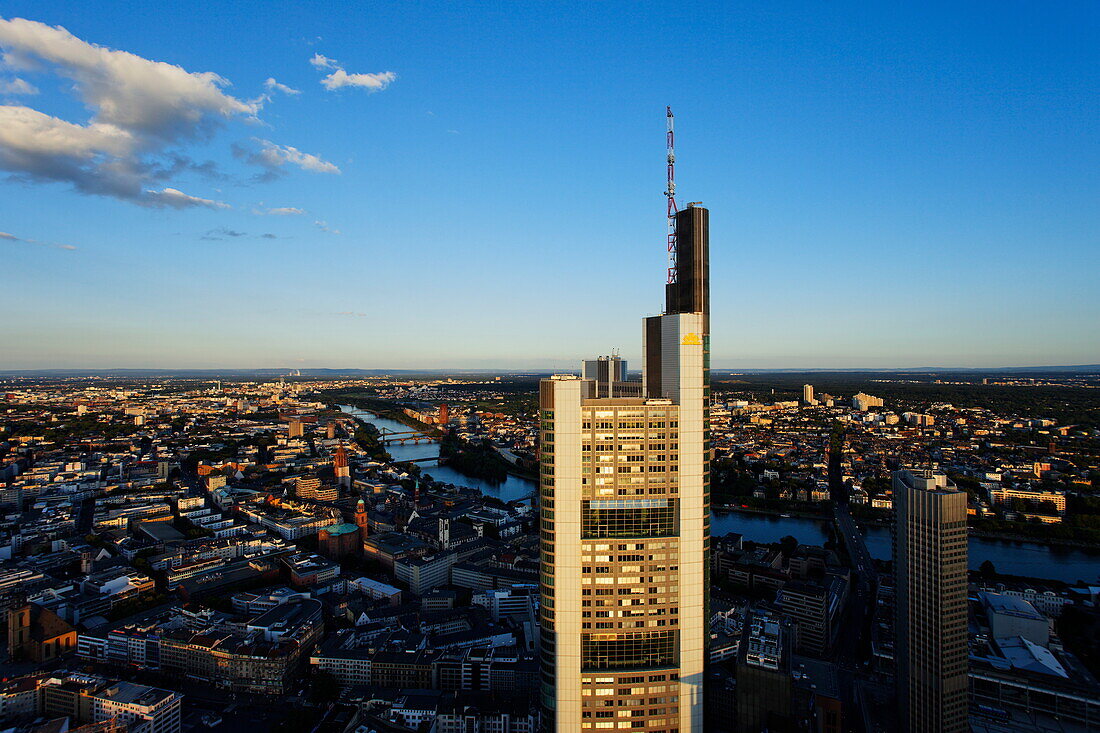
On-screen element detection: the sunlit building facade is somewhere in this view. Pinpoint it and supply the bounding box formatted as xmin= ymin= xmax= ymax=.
xmin=540 ymin=205 xmax=710 ymax=733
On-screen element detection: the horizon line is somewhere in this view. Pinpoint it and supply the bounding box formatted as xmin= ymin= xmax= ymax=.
xmin=1 ymin=363 xmax=1098 ymax=375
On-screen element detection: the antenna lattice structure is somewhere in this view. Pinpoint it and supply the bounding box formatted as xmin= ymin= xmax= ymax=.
xmin=665 ymin=106 xmax=679 ymax=285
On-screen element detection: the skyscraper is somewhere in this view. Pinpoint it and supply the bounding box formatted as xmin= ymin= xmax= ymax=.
xmin=893 ymin=468 xmax=969 ymax=733
xmin=582 ymin=355 xmax=628 ymax=398
xmin=540 ymin=201 xmax=710 ymax=733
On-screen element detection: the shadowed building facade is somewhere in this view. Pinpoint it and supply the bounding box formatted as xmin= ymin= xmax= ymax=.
xmin=540 ymin=204 xmax=710 ymax=733
xmin=893 ymin=468 xmax=969 ymax=733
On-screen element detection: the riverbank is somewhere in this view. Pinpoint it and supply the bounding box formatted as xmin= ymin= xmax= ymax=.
xmin=339 ymin=405 xmax=537 ymax=502
xmin=439 ymin=430 xmax=510 ymax=483
xmin=712 ymin=504 xmax=826 ymax=522
xmin=322 ymin=391 xmax=443 ymax=437
xmin=344 ymin=413 xmax=392 ymax=462
xmin=489 ymin=445 xmax=539 ymax=482
xmin=711 ymin=510 xmax=1100 ymax=583
xmin=967 ymin=528 xmax=1100 ymax=552
xmin=719 ymin=503 xmax=1100 ymax=552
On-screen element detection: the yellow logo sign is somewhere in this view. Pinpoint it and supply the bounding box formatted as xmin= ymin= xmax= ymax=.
xmin=681 ymin=332 xmax=702 ymax=346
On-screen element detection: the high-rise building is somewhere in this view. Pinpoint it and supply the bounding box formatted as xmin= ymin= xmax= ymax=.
xmin=802 ymin=384 xmax=817 ymax=406
xmin=851 ymin=392 xmax=883 ymax=411
xmin=893 ymin=468 xmax=968 ymax=733
xmin=540 ymin=201 xmax=710 ymax=733
xmin=288 ymin=419 xmax=304 ymax=438
xmin=582 ymin=355 xmax=628 ymax=398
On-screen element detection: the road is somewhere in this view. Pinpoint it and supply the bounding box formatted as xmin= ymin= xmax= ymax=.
xmin=833 ymin=502 xmax=879 ymax=674
xmin=834 ymin=503 xmax=877 ymax=587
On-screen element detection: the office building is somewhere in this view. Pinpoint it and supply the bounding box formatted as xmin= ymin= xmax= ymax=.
xmin=777 ymin=575 xmax=848 ymax=657
xmin=802 ymin=384 xmax=817 ymax=406
xmin=35 ymin=675 xmax=181 ymax=733
xmin=540 ymin=201 xmax=710 ymax=732
xmin=582 ymin=355 xmax=628 ymax=398
xmin=395 ymin=552 xmax=457 ymax=596
xmin=735 ymin=610 xmax=793 ymax=733
xmin=894 ymin=468 xmax=968 ymax=733
xmin=295 ymin=475 xmax=321 ymax=499
xmin=159 ymin=599 xmax=324 ymax=694
xmin=980 ymin=592 xmax=1048 ymax=646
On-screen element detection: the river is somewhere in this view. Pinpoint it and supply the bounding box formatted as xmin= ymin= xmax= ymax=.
xmin=711 ymin=511 xmax=1100 ymax=584
xmin=342 ymin=406 xmax=1100 ymax=584
xmin=340 ymin=406 xmax=535 ymax=502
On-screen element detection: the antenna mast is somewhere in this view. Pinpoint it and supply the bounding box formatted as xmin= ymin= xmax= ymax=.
xmin=665 ymin=106 xmax=678 ymax=285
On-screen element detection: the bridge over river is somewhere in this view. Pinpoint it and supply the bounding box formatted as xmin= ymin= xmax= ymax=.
xmin=378 ymin=428 xmax=439 ymax=446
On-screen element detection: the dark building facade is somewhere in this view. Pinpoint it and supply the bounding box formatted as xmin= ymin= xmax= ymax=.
xmin=664 ymin=204 xmax=709 ymax=319
xmin=894 ymin=468 xmax=969 ymax=733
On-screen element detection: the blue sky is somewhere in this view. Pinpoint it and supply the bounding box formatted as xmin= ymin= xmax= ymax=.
xmin=2 ymin=1 xmax=1097 ymax=370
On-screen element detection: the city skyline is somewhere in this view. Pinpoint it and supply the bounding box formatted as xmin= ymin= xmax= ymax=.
xmin=3 ymin=2 xmax=1099 ymax=370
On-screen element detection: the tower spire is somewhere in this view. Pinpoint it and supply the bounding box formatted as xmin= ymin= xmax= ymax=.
xmin=666 ymin=106 xmax=679 ymax=285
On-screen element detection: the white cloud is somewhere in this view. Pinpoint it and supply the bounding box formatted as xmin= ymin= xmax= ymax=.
xmin=237 ymin=138 xmax=339 ymax=176
xmin=0 ymin=17 xmax=255 ymax=142
xmin=0 ymin=77 xmax=36 ymax=94
xmin=263 ymin=77 xmax=299 ymax=96
xmin=0 ymin=104 xmax=146 ymax=198
xmin=309 ymin=52 xmax=395 ymax=92
xmin=0 ymin=17 xmax=256 ymax=205
xmin=0 ymin=104 xmax=134 ymax=158
xmin=314 ymin=220 xmax=341 ymax=235
xmin=144 ymin=187 xmax=229 ymax=210
xmin=0 ymin=17 xmax=315 ymax=208
xmin=263 ymin=206 xmax=305 ymax=216
xmin=0 ymin=229 xmax=76 ymax=250
xmin=320 ymin=69 xmax=396 ymax=92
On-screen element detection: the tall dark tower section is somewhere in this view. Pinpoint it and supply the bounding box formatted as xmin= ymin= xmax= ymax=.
xmin=665 ymin=204 xmax=710 ymax=318
xmin=649 ymin=203 xmax=710 ymax=398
